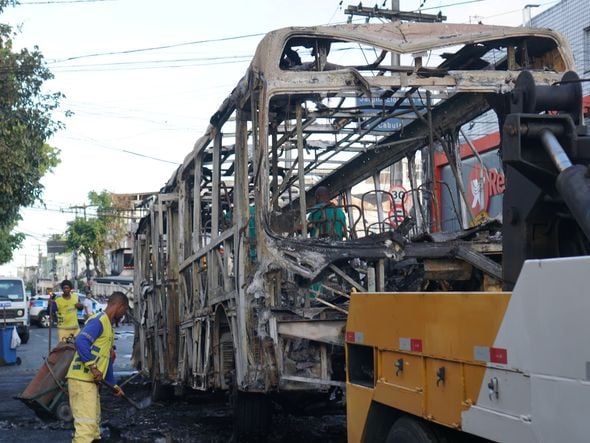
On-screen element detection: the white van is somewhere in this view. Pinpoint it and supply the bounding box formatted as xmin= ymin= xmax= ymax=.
xmin=0 ymin=277 xmax=30 ymax=343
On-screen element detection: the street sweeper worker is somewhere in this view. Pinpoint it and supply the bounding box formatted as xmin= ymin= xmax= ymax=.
xmin=49 ymin=279 xmax=84 ymax=342
xmin=66 ymin=291 xmax=129 ymax=443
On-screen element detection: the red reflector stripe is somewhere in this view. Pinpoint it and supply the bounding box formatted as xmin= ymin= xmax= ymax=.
xmin=410 ymin=338 xmax=423 ymax=353
xmin=490 ymin=347 xmax=508 ymax=364
xmin=346 ymin=331 xmax=356 ymax=343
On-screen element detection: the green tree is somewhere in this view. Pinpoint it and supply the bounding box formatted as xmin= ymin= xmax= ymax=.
xmin=65 ymin=190 xmax=128 ymax=279
xmin=0 ymin=0 xmax=63 ymax=264
xmin=66 ymin=217 xmax=107 ymax=280
xmin=0 ymin=229 xmax=24 ymax=264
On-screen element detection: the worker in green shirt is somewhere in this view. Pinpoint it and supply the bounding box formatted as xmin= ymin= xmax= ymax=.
xmin=307 ymin=186 xmax=347 ymax=240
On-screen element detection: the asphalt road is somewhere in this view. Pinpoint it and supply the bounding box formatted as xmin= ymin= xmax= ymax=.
xmin=0 ymin=324 xmax=346 ymax=442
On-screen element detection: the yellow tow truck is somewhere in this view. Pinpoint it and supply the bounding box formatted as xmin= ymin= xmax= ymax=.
xmin=346 ymin=67 xmax=590 ymax=443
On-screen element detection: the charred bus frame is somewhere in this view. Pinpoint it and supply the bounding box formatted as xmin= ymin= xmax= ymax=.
xmin=132 ymin=22 xmax=572 ymax=435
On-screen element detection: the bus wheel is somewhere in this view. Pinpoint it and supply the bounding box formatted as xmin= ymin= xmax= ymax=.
xmin=234 ymin=391 xmax=272 ymax=441
xmin=386 ymin=416 xmax=439 ymax=443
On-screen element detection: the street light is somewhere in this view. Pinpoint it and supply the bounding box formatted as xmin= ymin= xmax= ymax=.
xmin=522 ymin=4 xmax=540 ymax=27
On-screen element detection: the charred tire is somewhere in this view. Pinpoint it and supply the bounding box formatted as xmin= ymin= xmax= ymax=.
xmin=55 ymin=400 xmax=73 ymax=422
xmin=234 ymin=392 xmax=272 ymax=441
xmin=386 ymin=416 xmax=440 ymax=443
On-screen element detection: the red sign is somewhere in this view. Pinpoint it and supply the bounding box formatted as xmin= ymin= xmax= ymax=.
xmin=410 ymin=338 xmax=423 ymax=353
xmin=490 ymin=347 xmax=508 ymax=365
xmin=388 ymin=185 xmax=413 ymax=223
xmin=467 ymin=165 xmax=505 ymax=215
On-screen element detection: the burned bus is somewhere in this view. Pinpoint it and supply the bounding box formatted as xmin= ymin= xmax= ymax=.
xmin=132 ymin=21 xmax=573 ymax=437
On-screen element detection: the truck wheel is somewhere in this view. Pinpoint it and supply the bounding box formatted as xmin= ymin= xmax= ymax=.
xmin=234 ymin=391 xmax=272 ymax=441
xmin=39 ymin=311 xmax=51 ymax=328
xmin=386 ymin=416 xmax=439 ymax=443
xmin=55 ymin=400 xmax=73 ymax=422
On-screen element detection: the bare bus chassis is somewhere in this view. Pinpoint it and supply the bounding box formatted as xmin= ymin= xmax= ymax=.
xmin=132 ymin=22 xmax=572 ymax=432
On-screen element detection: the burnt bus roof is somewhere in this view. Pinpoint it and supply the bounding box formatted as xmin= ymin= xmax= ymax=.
xmin=251 ymin=22 xmax=573 ymax=72
xmin=169 ymin=21 xmax=573 ymax=192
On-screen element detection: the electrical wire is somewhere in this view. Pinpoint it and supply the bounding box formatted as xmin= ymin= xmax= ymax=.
xmin=51 ymin=58 xmax=251 ymax=73
xmin=47 ymin=43 xmax=374 ymax=75
xmin=62 ymin=135 xmax=181 ymax=165
xmin=480 ymin=1 xmax=559 ymax=19
xmin=50 ymin=32 xmax=265 ymax=64
xmin=46 ymin=17 xmax=369 ymax=66
xmin=63 ymin=100 xmax=198 ymax=121
xmin=24 ymin=205 xmax=144 ymax=220
xmin=415 ymin=0 xmax=484 ymax=12
xmin=51 ymin=54 xmax=253 ymax=69
xmin=19 ymin=0 xmax=116 ymax=3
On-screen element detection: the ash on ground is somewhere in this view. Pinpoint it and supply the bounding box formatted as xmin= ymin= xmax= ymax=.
xmin=93 ymin=381 xmax=345 ymax=442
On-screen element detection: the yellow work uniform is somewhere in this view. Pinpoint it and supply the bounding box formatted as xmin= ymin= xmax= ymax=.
xmin=67 ymin=313 xmax=114 ymax=443
xmin=55 ymin=293 xmax=81 ymax=341
xmin=68 ymin=379 xmax=100 ymax=443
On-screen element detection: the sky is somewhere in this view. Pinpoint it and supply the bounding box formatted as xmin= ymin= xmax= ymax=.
xmin=0 ymin=0 xmax=560 ymax=276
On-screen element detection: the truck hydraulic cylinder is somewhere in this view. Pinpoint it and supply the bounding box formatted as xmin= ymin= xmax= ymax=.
xmin=555 ymin=165 xmax=590 ymax=242
xmin=539 ymin=130 xmax=590 ymax=241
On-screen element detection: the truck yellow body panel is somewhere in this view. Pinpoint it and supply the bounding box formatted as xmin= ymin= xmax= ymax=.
xmin=346 ymin=292 xmax=510 ymax=441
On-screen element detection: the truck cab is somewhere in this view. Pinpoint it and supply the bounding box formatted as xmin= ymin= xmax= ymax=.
xmin=0 ymin=277 xmax=30 ymax=344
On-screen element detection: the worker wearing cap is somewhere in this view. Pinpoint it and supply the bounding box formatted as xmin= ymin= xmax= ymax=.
xmin=67 ymin=291 xmax=129 ymax=443
xmin=49 ymin=279 xmax=83 ymax=341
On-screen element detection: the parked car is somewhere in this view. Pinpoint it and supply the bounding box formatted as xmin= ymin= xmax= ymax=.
xmin=28 ymin=294 xmax=51 ymax=328
xmin=29 ymin=293 xmax=107 ymax=328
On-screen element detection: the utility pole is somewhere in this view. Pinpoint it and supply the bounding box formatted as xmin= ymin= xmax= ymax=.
xmin=522 ymin=4 xmax=540 ymax=26
xmin=390 ymin=0 xmax=403 ymax=189
xmin=344 ymin=3 xmax=445 ymax=23
xmin=33 ymin=245 xmax=41 ymax=296
xmin=72 ymin=249 xmax=78 ymax=290
xmin=69 ymin=204 xmax=89 ymax=220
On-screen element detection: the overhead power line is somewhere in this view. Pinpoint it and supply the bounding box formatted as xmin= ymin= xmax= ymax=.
xmin=25 ymin=205 xmax=145 ymax=220
xmin=63 ymin=135 xmax=181 ymax=165
xmin=49 ymin=44 xmax=374 ymax=73
xmin=20 ymin=0 xmax=116 ymax=4
xmin=52 ymin=58 xmax=251 ymax=73
xmin=54 ymin=54 xmax=253 ymax=69
xmin=479 ymin=1 xmax=559 ymax=19
xmin=51 ymin=32 xmax=265 ymax=64
xmin=414 ymin=0 xmax=484 ymax=12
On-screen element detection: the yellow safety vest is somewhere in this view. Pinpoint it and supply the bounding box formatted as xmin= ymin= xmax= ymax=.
xmin=55 ymin=293 xmax=80 ymax=329
xmin=67 ymin=313 xmax=114 ymax=382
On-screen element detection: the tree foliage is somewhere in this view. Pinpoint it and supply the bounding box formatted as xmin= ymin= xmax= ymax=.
xmin=0 ymin=0 xmax=63 ymax=264
xmin=66 ymin=216 xmax=107 ymax=278
xmin=66 ymin=190 xmax=128 ymax=278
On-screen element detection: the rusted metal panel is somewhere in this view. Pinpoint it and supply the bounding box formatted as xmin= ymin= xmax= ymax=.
xmin=277 ymin=320 xmax=346 ymax=346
